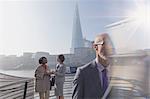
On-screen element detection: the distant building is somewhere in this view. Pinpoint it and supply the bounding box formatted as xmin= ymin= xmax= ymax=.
xmin=33 ymin=52 xmax=50 ymax=65
xmin=83 ymin=38 xmax=93 ymax=48
xmin=71 ymin=4 xmax=84 ymax=53
xmin=23 ymin=52 xmax=33 ymax=58
xmin=69 ymin=4 xmax=95 ymax=67
xmin=0 ymin=55 xmax=6 ymax=59
xmin=7 ymin=55 xmax=17 ymax=58
xmin=33 ymin=52 xmax=50 ymax=59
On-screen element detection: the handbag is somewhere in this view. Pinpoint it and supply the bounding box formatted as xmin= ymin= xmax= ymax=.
xmin=50 ymin=76 xmax=55 ymax=86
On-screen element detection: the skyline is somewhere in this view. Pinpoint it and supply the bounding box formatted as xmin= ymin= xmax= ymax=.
xmin=0 ymin=0 xmax=149 ymax=56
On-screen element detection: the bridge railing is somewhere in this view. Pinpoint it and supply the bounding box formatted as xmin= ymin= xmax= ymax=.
xmin=0 ymin=73 xmax=34 ymax=99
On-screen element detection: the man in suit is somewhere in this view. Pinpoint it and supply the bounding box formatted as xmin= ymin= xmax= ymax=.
xmin=72 ymin=33 xmax=113 ymax=99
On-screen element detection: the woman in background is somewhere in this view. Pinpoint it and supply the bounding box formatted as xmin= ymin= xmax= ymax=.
xmin=35 ymin=57 xmax=52 ymax=99
xmin=54 ymin=54 xmax=66 ymax=99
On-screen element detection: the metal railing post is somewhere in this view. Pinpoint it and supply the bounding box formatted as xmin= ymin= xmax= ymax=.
xmin=23 ymin=81 xmax=28 ymax=99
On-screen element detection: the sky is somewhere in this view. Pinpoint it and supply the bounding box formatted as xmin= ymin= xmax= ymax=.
xmin=0 ymin=0 xmax=149 ymax=56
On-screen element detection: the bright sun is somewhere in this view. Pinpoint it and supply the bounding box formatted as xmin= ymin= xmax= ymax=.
xmin=129 ymin=3 xmax=150 ymax=28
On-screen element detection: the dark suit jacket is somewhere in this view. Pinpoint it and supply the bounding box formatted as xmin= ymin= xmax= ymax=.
xmin=72 ymin=60 xmax=104 ymax=99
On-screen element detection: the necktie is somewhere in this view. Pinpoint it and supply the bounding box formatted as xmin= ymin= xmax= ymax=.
xmin=102 ymin=68 xmax=108 ymax=93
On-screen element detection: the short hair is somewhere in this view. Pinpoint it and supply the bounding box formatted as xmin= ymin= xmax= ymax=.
xmin=58 ymin=54 xmax=65 ymax=62
xmin=39 ymin=57 xmax=47 ymax=64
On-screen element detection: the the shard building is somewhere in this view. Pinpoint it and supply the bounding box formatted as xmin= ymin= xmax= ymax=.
xmin=71 ymin=4 xmax=84 ymax=53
